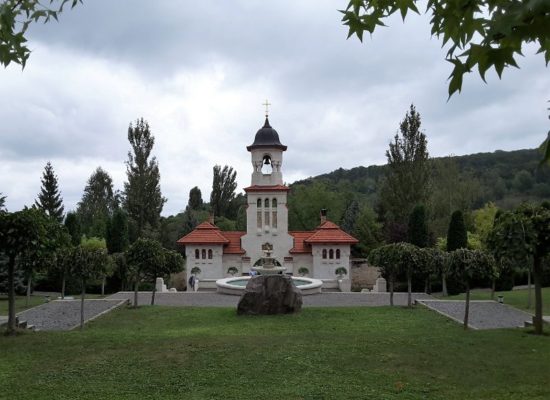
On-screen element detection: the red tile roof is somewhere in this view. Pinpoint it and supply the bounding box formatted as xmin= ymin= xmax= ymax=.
xmin=304 ymin=221 xmax=359 ymax=244
xmin=177 ymin=223 xmax=246 ymax=254
xmin=177 ymin=222 xmax=230 ymax=245
xmin=222 ymin=231 xmax=246 ymax=254
xmin=289 ymin=231 xmax=314 ymax=254
xmin=244 ymin=185 xmax=290 ymax=192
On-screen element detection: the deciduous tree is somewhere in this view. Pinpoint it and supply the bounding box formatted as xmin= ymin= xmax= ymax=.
xmin=449 ymin=249 xmax=496 ymax=330
xmin=124 ymin=118 xmax=166 ymax=237
xmin=210 ymin=165 xmax=237 ymax=218
xmin=0 ymin=0 xmax=81 ymax=68
xmin=126 ymin=238 xmax=164 ymax=307
xmin=342 ymin=1 xmax=550 ymax=97
xmin=188 ymin=186 xmax=203 ymax=210
xmin=77 ymin=167 xmax=117 ymax=238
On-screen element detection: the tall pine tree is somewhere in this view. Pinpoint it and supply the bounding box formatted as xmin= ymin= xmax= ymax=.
xmin=380 ymin=104 xmax=430 ymax=231
xmin=35 ymin=162 xmax=64 ymax=222
xmin=123 ymin=118 xmax=166 ymax=237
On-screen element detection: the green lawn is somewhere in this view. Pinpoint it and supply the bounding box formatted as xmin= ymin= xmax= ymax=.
xmin=0 ymin=294 xmax=106 ymax=315
xmin=439 ymin=287 xmax=550 ymax=313
xmin=1 ymin=306 xmax=549 ymax=400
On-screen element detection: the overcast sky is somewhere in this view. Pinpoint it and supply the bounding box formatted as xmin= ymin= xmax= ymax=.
xmin=1 ymin=0 xmax=548 ymax=216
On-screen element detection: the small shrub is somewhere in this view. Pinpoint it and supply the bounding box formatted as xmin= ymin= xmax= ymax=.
xmin=335 ymin=267 xmax=348 ymax=277
xmin=297 ymin=267 xmax=309 ymax=277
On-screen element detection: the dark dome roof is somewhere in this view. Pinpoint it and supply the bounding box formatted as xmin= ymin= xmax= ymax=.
xmin=247 ymin=118 xmax=287 ymax=151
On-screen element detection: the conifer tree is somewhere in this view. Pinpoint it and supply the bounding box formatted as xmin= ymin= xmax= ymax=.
xmin=35 ymin=162 xmax=64 ymax=222
xmin=106 ymin=208 xmax=129 ymax=254
xmin=380 ymin=104 xmax=430 ymax=227
xmin=64 ymin=211 xmax=81 ymax=246
xmin=447 ymin=210 xmax=468 ymax=251
xmin=0 ymin=193 xmax=6 ymax=212
xmin=123 ymin=118 xmax=166 ymax=237
xmin=188 ymin=186 xmax=203 ymax=210
xmin=340 ymin=200 xmax=360 ymax=234
xmin=407 ymin=204 xmax=430 ymax=248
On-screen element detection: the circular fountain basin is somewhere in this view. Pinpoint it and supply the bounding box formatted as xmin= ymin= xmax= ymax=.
xmin=216 ymin=276 xmax=323 ymax=296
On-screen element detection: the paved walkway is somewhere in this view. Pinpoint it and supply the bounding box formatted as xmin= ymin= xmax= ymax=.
xmin=417 ymin=299 xmax=533 ymax=329
xmin=108 ymin=291 xmax=433 ymax=307
xmin=17 ymin=299 xmax=127 ymax=331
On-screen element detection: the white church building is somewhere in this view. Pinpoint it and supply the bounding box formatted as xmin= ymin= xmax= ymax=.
xmin=177 ymin=116 xmax=358 ymax=290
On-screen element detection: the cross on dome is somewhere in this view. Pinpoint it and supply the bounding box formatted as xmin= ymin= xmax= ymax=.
xmin=262 ymin=99 xmax=271 ymax=117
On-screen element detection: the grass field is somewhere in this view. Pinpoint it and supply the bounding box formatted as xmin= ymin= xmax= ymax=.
xmin=439 ymin=287 xmax=550 ymax=313
xmin=1 ymin=306 xmax=549 ymax=400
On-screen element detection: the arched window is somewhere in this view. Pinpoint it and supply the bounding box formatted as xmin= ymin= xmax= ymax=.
xmin=329 ymin=249 xmax=334 ymax=259
xmin=336 ymin=249 xmax=340 ymax=259
xmin=195 ymin=249 xmax=199 ymax=259
xmin=257 ymin=211 xmax=262 ymax=229
xmin=322 ymin=249 xmax=327 ymax=259
xmin=264 ymin=198 xmax=270 ymax=208
xmin=272 ymin=198 xmax=277 ymax=208
xmin=201 ymin=249 xmax=206 ymax=259
xmin=208 ymin=249 xmax=213 ymax=259
xmin=257 ymin=198 xmax=262 ymax=208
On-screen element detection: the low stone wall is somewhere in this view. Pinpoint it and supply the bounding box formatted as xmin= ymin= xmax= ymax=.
xmin=351 ymin=259 xmax=381 ymax=291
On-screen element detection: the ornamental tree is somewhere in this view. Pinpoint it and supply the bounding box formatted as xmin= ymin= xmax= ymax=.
xmin=449 ymin=249 xmax=497 ymax=330
xmin=425 ymin=247 xmax=450 ymax=295
xmin=70 ymin=245 xmax=109 ymax=330
xmin=488 ymin=203 xmax=550 ymax=334
xmin=447 ymin=210 xmax=468 ymax=252
xmin=0 ymin=208 xmax=49 ymax=334
xmin=368 ymin=244 xmax=400 ymax=306
xmin=126 ymin=238 xmax=165 ymax=307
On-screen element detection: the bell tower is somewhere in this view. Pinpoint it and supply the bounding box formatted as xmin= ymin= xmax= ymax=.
xmin=241 ymin=103 xmax=293 ymax=267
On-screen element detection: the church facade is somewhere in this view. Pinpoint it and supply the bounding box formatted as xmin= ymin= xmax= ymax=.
xmin=177 ymin=117 xmax=358 ymax=290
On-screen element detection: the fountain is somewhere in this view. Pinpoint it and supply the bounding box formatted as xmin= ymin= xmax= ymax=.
xmin=250 ymin=243 xmax=287 ymax=275
xmin=215 ymin=243 xmax=323 ymax=296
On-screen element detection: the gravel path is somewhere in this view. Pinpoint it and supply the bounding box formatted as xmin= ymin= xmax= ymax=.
xmin=17 ymin=299 xmax=127 ymax=331
xmin=108 ymin=291 xmax=433 ymax=307
xmin=417 ymin=300 xmax=532 ymax=329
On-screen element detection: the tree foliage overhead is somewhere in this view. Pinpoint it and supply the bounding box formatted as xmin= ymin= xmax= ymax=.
xmin=35 ymin=161 xmax=64 ymax=222
xmin=342 ymin=0 xmax=550 ymax=97
xmin=210 ymin=165 xmax=237 ymax=218
xmin=124 ymin=118 xmax=166 ymax=237
xmin=77 ymin=167 xmax=117 ymax=238
xmin=0 ymin=0 xmax=81 ymax=68
xmin=380 ymin=104 xmax=430 ymax=225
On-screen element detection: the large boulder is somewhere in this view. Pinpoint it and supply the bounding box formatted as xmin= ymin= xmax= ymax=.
xmin=237 ymin=275 xmax=302 ymax=315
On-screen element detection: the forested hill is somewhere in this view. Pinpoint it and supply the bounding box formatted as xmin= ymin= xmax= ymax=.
xmin=287 ymin=148 xmax=550 ymax=233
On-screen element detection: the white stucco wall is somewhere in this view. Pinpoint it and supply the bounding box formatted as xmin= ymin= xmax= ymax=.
xmin=311 ymin=244 xmax=351 ymax=280
xmin=185 ymin=245 xmax=223 ymax=280
xmin=222 ymin=255 xmax=245 ymax=276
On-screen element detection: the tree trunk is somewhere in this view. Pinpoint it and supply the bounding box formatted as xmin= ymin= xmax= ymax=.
xmin=61 ymin=273 xmax=66 ymax=300
xmin=26 ymin=274 xmax=32 ymax=307
xmin=101 ymin=276 xmax=106 ymax=296
xmin=442 ymin=273 xmax=448 ymax=297
xmin=424 ymin=277 xmax=429 ymax=294
xmin=151 ymin=281 xmax=157 ymax=306
xmin=490 ymin=278 xmax=495 ymax=300
xmin=533 ymin=256 xmax=543 ymax=335
xmin=527 ymin=268 xmax=532 ymax=310
xmin=80 ymin=279 xmax=86 ymax=330
xmin=407 ymin=271 xmax=412 ymax=308
xmin=133 ymin=280 xmax=139 ymax=308
xmin=389 ymin=277 xmax=394 ymax=307
xmin=464 ymin=282 xmax=470 ymax=330
xmin=7 ymin=255 xmax=17 ymax=335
